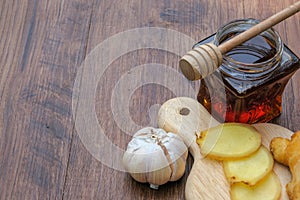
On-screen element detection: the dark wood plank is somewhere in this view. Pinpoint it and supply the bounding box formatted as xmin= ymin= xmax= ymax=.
xmin=63 ymin=0 xmax=300 ymax=199
xmin=1 ymin=0 xmax=299 ymax=200
xmin=0 ymin=0 xmax=94 ymax=199
xmin=63 ymin=0 xmax=211 ymax=199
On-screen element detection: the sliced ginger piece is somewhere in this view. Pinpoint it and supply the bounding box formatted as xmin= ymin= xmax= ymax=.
xmin=197 ymin=123 xmax=261 ymax=160
xmin=223 ymin=146 xmax=274 ymax=185
xmin=231 ymin=172 xmax=281 ymax=200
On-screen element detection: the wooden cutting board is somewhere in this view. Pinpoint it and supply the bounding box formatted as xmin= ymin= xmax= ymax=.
xmin=157 ymin=97 xmax=292 ymax=200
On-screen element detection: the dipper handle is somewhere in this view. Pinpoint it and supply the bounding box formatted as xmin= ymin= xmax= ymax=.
xmin=180 ymin=1 xmax=300 ymax=81
xmin=219 ymin=1 xmax=300 ymax=54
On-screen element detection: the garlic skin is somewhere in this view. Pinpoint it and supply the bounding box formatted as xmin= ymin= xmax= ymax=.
xmin=123 ymin=127 xmax=188 ymax=189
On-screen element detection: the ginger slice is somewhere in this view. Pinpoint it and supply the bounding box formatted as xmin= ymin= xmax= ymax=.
xmin=197 ymin=123 xmax=261 ymax=160
xmin=230 ymin=172 xmax=281 ymax=200
xmin=223 ymin=146 xmax=274 ymax=186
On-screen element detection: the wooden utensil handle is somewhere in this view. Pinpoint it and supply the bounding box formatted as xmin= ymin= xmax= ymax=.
xmin=219 ymin=1 xmax=300 ymax=54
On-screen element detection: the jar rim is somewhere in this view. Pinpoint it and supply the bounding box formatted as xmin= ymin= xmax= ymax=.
xmin=214 ymin=18 xmax=283 ymax=70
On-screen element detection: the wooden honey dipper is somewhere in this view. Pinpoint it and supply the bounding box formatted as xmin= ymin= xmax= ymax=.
xmin=180 ymin=1 xmax=300 ymax=80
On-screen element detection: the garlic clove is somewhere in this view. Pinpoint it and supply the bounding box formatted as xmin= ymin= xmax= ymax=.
xmin=169 ymin=152 xmax=188 ymax=181
xmin=123 ymin=138 xmax=170 ymax=173
xmin=147 ymin=165 xmax=172 ymax=188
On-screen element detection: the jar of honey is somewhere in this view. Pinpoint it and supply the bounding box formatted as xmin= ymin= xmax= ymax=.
xmin=195 ymin=19 xmax=300 ymax=123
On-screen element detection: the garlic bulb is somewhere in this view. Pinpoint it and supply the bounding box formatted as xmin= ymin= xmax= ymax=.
xmin=123 ymin=127 xmax=188 ymax=189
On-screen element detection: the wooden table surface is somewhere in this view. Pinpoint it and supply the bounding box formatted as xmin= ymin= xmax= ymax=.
xmin=1 ymin=0 xmax=300 ymax=199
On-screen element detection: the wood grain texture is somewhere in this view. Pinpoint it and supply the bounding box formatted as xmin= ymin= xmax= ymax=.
xmin=0 ymin=0 xmax=299 ymax=200
xmin=0 ymin=0 xmax=93 ymax=199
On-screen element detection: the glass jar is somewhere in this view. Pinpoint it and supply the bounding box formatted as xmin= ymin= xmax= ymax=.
xmin=196 ymin=19 xmax=300 ymax=123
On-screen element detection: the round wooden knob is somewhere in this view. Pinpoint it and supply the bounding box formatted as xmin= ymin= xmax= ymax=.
xmin=179 ymin=43 xmax=222 ymax=80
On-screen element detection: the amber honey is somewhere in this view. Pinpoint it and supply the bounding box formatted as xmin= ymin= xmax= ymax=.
xmin=196 ymin=19 xmax=300 ymax=123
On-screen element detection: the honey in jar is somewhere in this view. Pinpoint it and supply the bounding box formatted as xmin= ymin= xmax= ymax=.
xmin=195 ymin=19 xmax=300 ymax=123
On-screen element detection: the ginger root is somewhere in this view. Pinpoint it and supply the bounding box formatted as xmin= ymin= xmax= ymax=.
xmin=270 ymin=131 xmax=300 ymax=200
